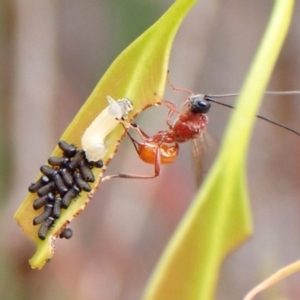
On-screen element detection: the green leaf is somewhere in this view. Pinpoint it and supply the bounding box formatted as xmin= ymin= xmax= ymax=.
xmin=143 ymin=0 xmax=294 ymax=299
xmin=14 ymin=0 xmax=198 ymax=269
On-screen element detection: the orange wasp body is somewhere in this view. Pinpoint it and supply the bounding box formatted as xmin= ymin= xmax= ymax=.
xmin=104 ymin=92 xmax=211 ymax=180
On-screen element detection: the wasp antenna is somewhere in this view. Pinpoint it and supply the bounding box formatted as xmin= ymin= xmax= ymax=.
xmin=205 ymin=93 xmax=240 ymax=98
xmin=204 ymin=97 xmax=235 ymax=110
xmin=202 ymin=91 xmax=300 ymax=99
xmin=205 ymin=96 xmax=300 ymax=137
xmin=264 ymin=91 xmax=300 ymax=96
xmin=255 ymin=115 xmax=300 ymax=137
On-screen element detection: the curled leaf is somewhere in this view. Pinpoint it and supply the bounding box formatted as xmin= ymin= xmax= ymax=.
xmin=14 ymin=0 xmax=198 ymax=269
xmin=143 ymin=0 xmax=294 ymax=299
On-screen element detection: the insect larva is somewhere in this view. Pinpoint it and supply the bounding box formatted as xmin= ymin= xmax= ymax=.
xmin=78 ymin=160 xmax=95 ymax=182
xmin=53 ymin=173 xmax=68 ymax=195
xmin=37 ymin=182 xmax=56 ymax=197
xmin=81 ymin=96 xmax=133 ymax=162
xmin=28 ymin=176 xmax=50 ymax=193
xmin=59 ymin=228 xmax=73 ymax=239
xmin=48 ymin=156 xmax=70 ymax=167
xmin=61 ymin=186 xmax=80 ymax=208
xmin=40 ymin=165 xmax=58 ymax=177
xmin=74 ymin=173 xmax=91 ymax=192
xmin=33 ymin=193 xmax=55 ymax=210
xmin=33 ymin=204 xmax=53 ymax=225
xmin=38 ymin=217 xmax=55 ymax=240
xmin=68 ymin=150 xmax=85 ymax=171
xmin=60 ymin=168 xmax=74 ymax=187
xmin=52 ymin=197 xmax=62 ymax=219
xmin=58 ymin=140 xmax=77 ymax=158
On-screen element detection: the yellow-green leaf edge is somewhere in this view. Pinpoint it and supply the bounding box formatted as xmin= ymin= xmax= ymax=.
xmin=14 ymin=0 xmax=198 ymax=270
xmin=143 ymin=0 xmax=294 ymax=299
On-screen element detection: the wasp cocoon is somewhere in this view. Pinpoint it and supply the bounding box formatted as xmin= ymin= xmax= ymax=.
xmin=58 ymin=141 xmax=77 ymax=158
xmin=53 ymin=197 xmax=62 ymax=219
xmin=28 ymin=176 xmax=50 ymax=193
xmin=38 ymin=217 xmax=55 ymax=240
xmin=78 ymin=160 xmax=95 ymax=182
xmin=61 ymin=186 xmax=80 ymax=209
xmin=33 ymin=193 xmax=55 ymax=210
xmin=60 ymin=228 xmax=73 ymax=239
xmin=33 ymin=204 xmax=53 ymax=225
xmin=74 ymin=173 xmax=91 ymax=192
xmin=60 ymin=168 xmax=74 ymax=187
xmin=37 ymin=182 xmax=56 ymax=197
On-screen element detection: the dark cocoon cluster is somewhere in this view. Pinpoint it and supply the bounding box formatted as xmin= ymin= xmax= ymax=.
xmin=28 ymin=140 xmax=103 ymax=240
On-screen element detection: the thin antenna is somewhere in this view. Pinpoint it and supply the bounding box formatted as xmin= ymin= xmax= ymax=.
xmin=204 ymin=96 xmax=300 ymax=138
xmin=204 ymin=91 xmax=300 ymax=99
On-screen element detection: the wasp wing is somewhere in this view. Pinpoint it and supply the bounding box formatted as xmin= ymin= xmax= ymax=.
xmin=191 ymin=131 xmax=219 ymax=186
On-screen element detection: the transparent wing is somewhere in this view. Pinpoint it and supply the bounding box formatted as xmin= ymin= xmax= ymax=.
xmin=191 ymin=131 xmax=219 ymax=186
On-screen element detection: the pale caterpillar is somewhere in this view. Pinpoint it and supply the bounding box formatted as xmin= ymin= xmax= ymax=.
xmin=81 ymin=96 xmax=133 ymax=162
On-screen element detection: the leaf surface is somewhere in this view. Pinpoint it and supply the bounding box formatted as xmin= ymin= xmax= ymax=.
xmin=143 ymin=0 xmax=294 ymax=299
xmin=14 ymin=0 xmax=198 ymax=269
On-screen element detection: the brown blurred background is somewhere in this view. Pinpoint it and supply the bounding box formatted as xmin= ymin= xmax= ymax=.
xmin=1 ymin=0 xmax=300 ymax=299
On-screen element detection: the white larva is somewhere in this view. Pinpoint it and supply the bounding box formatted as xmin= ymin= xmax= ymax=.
xmin=81 ymin=95 xmax=133 ymax=162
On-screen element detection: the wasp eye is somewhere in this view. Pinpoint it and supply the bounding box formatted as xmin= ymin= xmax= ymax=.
xmin=189 ymin=96 xmax=211 ymax=113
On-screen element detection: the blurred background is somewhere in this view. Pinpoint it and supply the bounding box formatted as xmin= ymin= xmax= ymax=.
xmin=1 ymin=0 xmax=300 ymax=299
